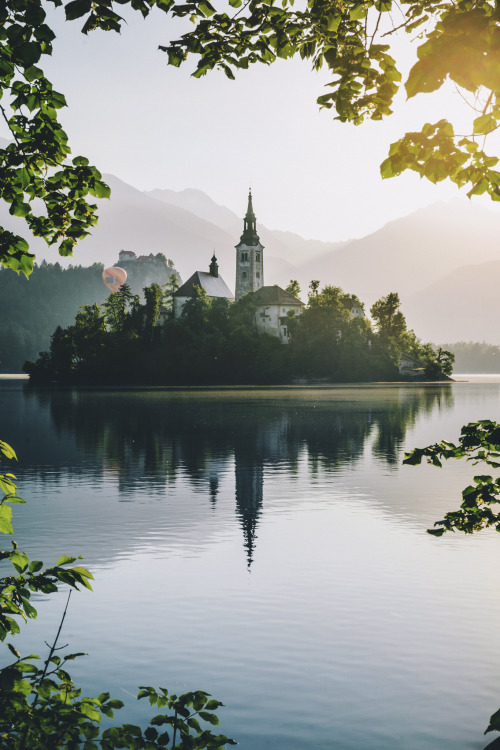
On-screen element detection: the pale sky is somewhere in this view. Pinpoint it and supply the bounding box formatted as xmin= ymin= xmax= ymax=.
xmin=4 ymin=4 xmax=500 ymax=241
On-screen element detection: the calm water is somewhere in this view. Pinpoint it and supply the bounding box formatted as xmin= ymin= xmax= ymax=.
xmin=2 ymin=379 xmax=500 ymax=749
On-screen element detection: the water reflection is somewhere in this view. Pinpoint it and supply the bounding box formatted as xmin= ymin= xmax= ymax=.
xmin=11 ymin=384 xmax=454 ymax=567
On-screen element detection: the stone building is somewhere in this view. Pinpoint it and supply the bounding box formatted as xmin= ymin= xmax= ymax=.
xmin=235 ymin=191 xmax=264 ymax=300
xmin=173 ymin=253 xmax=233 ymax=318
xmin=233 ymin=193 xmax=303 ymax=342
xmin=251 ymin=285 xmax=304 ymax=343
xmin=168 ymin=192 xmax=303 ymax=341
xmin=116 ymin=250 xmax=179 ymax=298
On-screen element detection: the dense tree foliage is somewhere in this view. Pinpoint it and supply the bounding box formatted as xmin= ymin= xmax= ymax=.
xmin=24 ymin=282 xmax=453 ymax=385
xmin=0 ymin=261 xmax=108 ymax=372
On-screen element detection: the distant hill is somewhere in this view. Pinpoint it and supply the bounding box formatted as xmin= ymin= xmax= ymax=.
xmin=403 ymin=259 xmax=500 ymax=345
xmin=297 ymin=199 xmax=500 ymax=304
xmin=0 ymin=262 xmax=108 ymax=373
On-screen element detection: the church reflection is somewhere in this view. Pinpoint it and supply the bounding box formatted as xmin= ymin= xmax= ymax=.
xmin=18 ymin=384 xmax=454 ymax=567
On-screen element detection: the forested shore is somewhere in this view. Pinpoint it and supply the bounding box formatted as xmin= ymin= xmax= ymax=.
xmin=23 ymin=280 xmax=454 ymax=386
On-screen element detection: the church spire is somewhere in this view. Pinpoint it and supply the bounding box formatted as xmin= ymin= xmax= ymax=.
xmin=240 ymin=188 xmax=260 ymax=245
xmin=209 ymin=252 xmax=218 ymax=277
xmin=246 ymin=189 xmax=256 ymax=222
xmin=235 ymin=189 xmax=264 ymax=300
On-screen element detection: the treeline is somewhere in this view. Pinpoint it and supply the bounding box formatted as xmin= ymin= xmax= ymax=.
xmin=440 ymin=341 xmax=500 ymax=373
xmin=24 ymin=280 xmax=453 ymax=385
xmin=0 ymin=261 xmax=108 ymax=372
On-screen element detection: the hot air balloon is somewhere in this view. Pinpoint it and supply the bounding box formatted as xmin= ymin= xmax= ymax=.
xmin=102 ymin=266 xmax=127 ymax=292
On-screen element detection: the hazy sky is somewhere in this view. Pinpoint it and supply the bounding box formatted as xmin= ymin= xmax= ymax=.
xmin=4 ymin=5 xmax=500 ymax=241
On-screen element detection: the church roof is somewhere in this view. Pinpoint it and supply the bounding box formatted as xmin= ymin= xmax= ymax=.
xmin=174 ymin=271 xmax=234 ymax=300
xmin=250 ymin=285 xmax=303 ymax=306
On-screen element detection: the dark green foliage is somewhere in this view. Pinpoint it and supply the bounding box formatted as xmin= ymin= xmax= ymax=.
xmin=285 ymin=280 xmax=301 ymax=298
xmin=0 ymin=261 xmax=107 ymax=372
xmin=404 ymin=420 xmax=500 ymax=535
xmin=370 ymin=292 xmax=407 ymax=341
xmin=24 ymin=281 xmax=448 ymax=385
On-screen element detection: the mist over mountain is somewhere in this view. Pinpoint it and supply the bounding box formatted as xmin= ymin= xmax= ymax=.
xmin=404 ymin=259 xmax=500 ymax=345
xmin=146 ymin=187 xmax=344 ymax=269
xmin=2 ymin=162 xmax=500 ymax=345
xmin=297 ymin=199 xmax=500 ymax=305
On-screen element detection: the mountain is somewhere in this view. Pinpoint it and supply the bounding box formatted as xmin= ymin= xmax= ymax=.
xmin=0 ymin=177 xmax=337 ymax=292
xmin=2 ymin=163 xmax=500 ymax=346
xmin=403 ymin=259 xmax=500 ymax=345
xmin=297 ymin=199 xmax=500 ymax=305
xmin=146 ymin=187 xmax=343 ymax=268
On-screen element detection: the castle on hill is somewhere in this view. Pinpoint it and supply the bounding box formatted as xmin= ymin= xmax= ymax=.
xmin=116 ymin=250 xmax=179 ymax=298
xmin=173 ymin=191 xmax=304 ymax=343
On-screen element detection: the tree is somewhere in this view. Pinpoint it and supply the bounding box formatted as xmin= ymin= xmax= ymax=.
xmin=370 ymin=292 xmax=407 ymax=341
xmin=285 ymin=280 xmax=301 ymax=298
xmin=144 ymin=282 xmax=163 ymax=340
xmin=163 ymin=274 xmax=181 ymax=311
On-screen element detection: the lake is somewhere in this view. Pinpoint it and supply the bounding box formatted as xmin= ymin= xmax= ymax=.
xmin=2 ymin=378 xmax=500 ymax=749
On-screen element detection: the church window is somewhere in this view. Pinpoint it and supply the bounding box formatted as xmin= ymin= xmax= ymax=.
xmin=256 ymin=272 xmax=260 ymax=278
xmin=256 ymin=253 xmax=260 ymax=262
xmin=242 ymin=272 xmax=247 ymax=278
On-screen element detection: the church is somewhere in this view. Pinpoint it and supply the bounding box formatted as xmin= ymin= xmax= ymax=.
xmin=173 ymin=191 xmax=304 ymax=342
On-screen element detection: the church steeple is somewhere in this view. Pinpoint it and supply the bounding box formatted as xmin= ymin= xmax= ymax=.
xmin=235 ymin=190 xmax=264 ymax=300
xmin=240 ymin=189 xmax=260 ymax=246
xmin=209 ymin=252 xmax=218 ymax=277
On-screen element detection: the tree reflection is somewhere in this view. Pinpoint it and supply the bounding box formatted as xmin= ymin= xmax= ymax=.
xmin=22 ymin=385 xmax=453 ymax=566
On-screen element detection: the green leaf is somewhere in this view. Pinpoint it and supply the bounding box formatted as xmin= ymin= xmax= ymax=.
xmin=473 ymin=113 xmax=497 ymax=135
xmin=485 ymin=707 xmax=500 ymax=734
xmin=24 ymin=66 xmax=43 ymax=82
xmin=0 ymin=504 xmax=13 ymax=534
xmin=71 ymin=566 xmax=94 ymax=579
xmin=350 ymin=4 xmax=368 ymax=20
xmin=18 ymin=42 xmax=42 ymax=67
xmin=80 ymin=702 xmax=101 ymax=723
xmin=3 ymin=496 xmax=26 ymax=504
xmin=198 ymin=0 xmax=216 ymax=16
xmin=0 ymin=441 xmax=17 ymax=460
xmin=10 ymin=550 xmax=29 ymax=572
xmin=58 ymin=555 xmax=77 ymax=566
xmin=65 ymin=0 xmax=93 ymax=21
xmin=7 ymin=643 xmax=20 ymax=659
xmin=89 ymin=181 xmax=111 ymax=199
xmin=72 ymin=156 xmax=90 ymax=167
xmin=10 ymin=202 xmax=30 ymax=218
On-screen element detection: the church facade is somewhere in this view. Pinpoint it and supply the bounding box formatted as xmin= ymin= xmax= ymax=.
xmin=171 ymin=191 xmax=304 ymax=343
xmin=234 ymin=192 xmax=303 ymax=342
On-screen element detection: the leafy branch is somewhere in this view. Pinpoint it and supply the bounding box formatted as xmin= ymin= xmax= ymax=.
xmin=403 ymin=420 xmax=500 ymax=535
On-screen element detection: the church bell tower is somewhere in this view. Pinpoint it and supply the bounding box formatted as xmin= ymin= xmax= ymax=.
xmin=235 ymin=190 xmax=264 ymax=300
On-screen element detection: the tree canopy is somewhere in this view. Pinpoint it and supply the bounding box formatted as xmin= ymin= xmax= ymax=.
xmin=3 ymin=0 xmax=500 ymax=276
